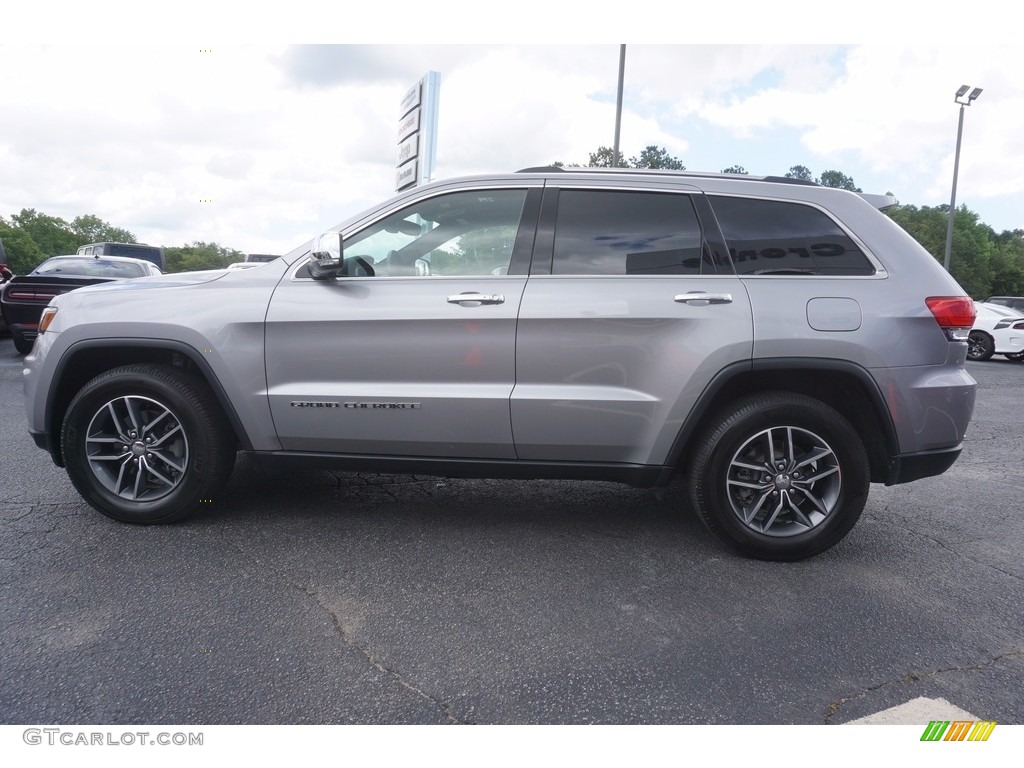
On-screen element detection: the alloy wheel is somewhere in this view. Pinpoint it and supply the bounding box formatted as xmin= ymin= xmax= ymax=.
xmin=84 ymin=395 xmax=190 ymax=501
xmin=725 ymin=425 xmax=842 ymax=537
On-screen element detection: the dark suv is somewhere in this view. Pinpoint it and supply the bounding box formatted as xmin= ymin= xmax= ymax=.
xmin=23 ymin=168 xmax=978 ymax=560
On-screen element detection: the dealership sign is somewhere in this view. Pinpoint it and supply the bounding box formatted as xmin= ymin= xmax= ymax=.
xmin=396 ymin=72 xmax=440 ymax=192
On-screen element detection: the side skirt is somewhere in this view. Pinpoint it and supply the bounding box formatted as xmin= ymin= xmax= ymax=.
xmin=249 ymin=451 xmax=676 ymax=488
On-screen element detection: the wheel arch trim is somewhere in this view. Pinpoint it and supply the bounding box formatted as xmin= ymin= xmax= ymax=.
xmin=664 ymin=357 xmax=901 ymax=479
xmin=44 ymin=338 xmax=254 ymax=465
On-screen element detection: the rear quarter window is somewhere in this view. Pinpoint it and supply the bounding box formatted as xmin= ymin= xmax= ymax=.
xmin=709 ymin=195 xmax=875 ymax=276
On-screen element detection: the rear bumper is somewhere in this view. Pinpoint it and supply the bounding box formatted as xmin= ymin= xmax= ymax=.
xmin=3 ymin=301 xmax=42 ymax=340
xmin=10 ymin=322 xmax=39 ymax=342
xmin=886 ymin=444 xmax=963 ymax=485
xmin=872 ymin=354 xmax=976 ymax=456
xmin=995 ymin=333 xmax=1024 ymax=355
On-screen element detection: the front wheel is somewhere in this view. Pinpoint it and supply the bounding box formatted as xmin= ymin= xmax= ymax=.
xmin=689 ymin=392 xmax=870 ymax=561
xmin=61 ymin=364 xmax=236 ymax=524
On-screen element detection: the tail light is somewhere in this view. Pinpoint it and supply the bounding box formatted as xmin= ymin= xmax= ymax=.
xmin=6 ymin=288 xmax=60 ymax=301
xmin=925 ymin=297 xmax=976 ymax=341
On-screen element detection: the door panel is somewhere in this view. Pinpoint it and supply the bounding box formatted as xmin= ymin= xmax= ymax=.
xmin=512 ymin=186 xmax=753 ymax=465
xmin=264 ymin=186 xmax=537 ymax=459
xmin=513 ymin=275 xmax=752 ymax=464
xmin=266 ymin=277 xmax=524 ymax=457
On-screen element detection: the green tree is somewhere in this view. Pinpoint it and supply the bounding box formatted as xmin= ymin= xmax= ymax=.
xmin=630 ymin=145 xmax=685 ymax=170
xmin=578 ymin=144 xmax=685 ymax=170
xmin=886 ymin=204 xmax=948 ymax=256
xmin=70 ymin=214 xmax=137 ymax=244
xmin=9 ymin=208 xmax=82 ymax=256
xmin=0 ymin=219 xmax=46 ymax=274
xmin=945 ymin=206 xmax=995 ymax=298
xmin=587 ymin=146 xmax=628 ymax=168
xmin=721 ymin=165 xmax=748 ymax=175
xmin=164 ymin=242 xmax=245 ymax=273
xmin=886 ymin=203 xmax=997 ymax=298
xmin=817 ymin=170 xmax=862 ymax=192
xmin=786 ymin=165 xmax=814 ymax=181
xmin=988 ymin=229 xmax=1024 ymax=296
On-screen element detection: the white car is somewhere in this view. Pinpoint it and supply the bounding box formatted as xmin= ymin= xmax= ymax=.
xmin=968 ymin=302 xmax=1024 ymax=361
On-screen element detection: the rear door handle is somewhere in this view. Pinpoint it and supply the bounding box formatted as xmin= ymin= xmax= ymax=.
xmin=447 ymin=293 xmax=505 ymax=305
xmin=674 ymin=292 xmax=733 ymax=305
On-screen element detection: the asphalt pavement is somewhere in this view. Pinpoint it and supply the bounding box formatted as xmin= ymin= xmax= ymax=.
xmin=1 ymin=337 xmax=1021 ymax=724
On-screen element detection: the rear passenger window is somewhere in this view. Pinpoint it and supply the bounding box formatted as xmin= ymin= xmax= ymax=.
xmin=553 ymin=190 xmax=711 ymax=275
xmin=709 ymin=196 xmax=875 ymax=276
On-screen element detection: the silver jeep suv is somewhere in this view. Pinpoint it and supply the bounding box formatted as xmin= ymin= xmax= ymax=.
xmin=22 ymin=168 xmax=978 ymax=560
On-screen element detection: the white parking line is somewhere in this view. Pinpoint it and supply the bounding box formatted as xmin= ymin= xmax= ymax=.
xmin=847 ymin=696 xmax=978 ymax=724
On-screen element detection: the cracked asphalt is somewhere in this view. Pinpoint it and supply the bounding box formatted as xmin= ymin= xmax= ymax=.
xmin=1 ymin=338 xmax=1022 ymax=724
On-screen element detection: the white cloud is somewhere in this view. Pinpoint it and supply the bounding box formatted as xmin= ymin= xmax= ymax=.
xmin=1 ymin=40 xmax=1022 ymax=259
xmin=692 ymin=45 xmax=1024 ymax=211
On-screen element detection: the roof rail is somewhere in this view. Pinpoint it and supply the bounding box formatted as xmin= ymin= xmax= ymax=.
xmin=761 ymin=175 xmax=818 ymax=186
xmin=515 ymin=166 xmax=823 ymax=186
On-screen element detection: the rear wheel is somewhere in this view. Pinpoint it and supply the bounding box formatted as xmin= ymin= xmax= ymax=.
xmin=689 ymin=392 xmax=870 ymax=561
xmin=12 ymin=332 xmax=34 ymax=355
xmin=967 ymin=331 xmax=994 ymax=361
xmin=61 ymin=364 xmax=236 ymax=524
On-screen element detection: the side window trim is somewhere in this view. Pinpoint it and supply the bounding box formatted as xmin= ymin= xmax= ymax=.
xmin=507 ymin=187 xmax=543 ymax=277
xmin=691 ymin=193 xmax=735 ymax=276
xmin=530 ymin=185 xmax=559 ymax=276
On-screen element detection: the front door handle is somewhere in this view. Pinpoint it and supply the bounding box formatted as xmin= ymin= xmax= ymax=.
xmin=447 ymin=293 xmax=505 ymax=305
xmin=674 ymin=292 xmax=733 ymax=305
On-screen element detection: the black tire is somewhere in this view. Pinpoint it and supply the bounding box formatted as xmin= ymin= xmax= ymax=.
xmin=1004 ymin=351 xmax=1024 ymax=362
xmin=61 ymin=364 xmax=236 ymax=524
xmin=689 ymin=392 xmax=870 ymax=561
xmin=13 ymin=332 xmax=34 ymax=355
xmin=967 ymin=331 xmax=995 ymax=361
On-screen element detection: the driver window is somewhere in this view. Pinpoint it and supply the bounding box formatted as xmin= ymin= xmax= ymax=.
xmin=343 ymin=189 xmax=527 ymax=277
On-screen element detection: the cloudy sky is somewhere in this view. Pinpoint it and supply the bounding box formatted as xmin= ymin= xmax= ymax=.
xmin=3 ymin=4 xmax=1021 ymax=257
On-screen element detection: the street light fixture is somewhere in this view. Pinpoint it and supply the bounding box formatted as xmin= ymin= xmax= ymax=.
xmin=943 ymin=84 xmax=983 ymax=272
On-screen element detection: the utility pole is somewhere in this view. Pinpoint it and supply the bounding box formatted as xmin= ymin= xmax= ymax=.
xmin=612 ymin=45 xmax=626 ymax=167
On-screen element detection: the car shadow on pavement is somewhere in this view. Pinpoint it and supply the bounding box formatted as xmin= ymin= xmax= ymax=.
xmin=192 ymin=451 xmax=707 ymax=545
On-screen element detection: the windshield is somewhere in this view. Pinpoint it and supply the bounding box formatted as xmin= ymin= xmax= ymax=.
xmin=33 ymin=257 xmax=148 ymax=278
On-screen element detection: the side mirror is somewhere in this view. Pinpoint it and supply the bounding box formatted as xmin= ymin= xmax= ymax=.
xmin=308 ymin=230 xmax=344 ymax=280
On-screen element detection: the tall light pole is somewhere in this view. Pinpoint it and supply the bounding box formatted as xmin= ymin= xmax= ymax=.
xmin=612 ymin=45 xmax=626 ymax=167
xmin=943 ymin=85 xmax=983 ymax=272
